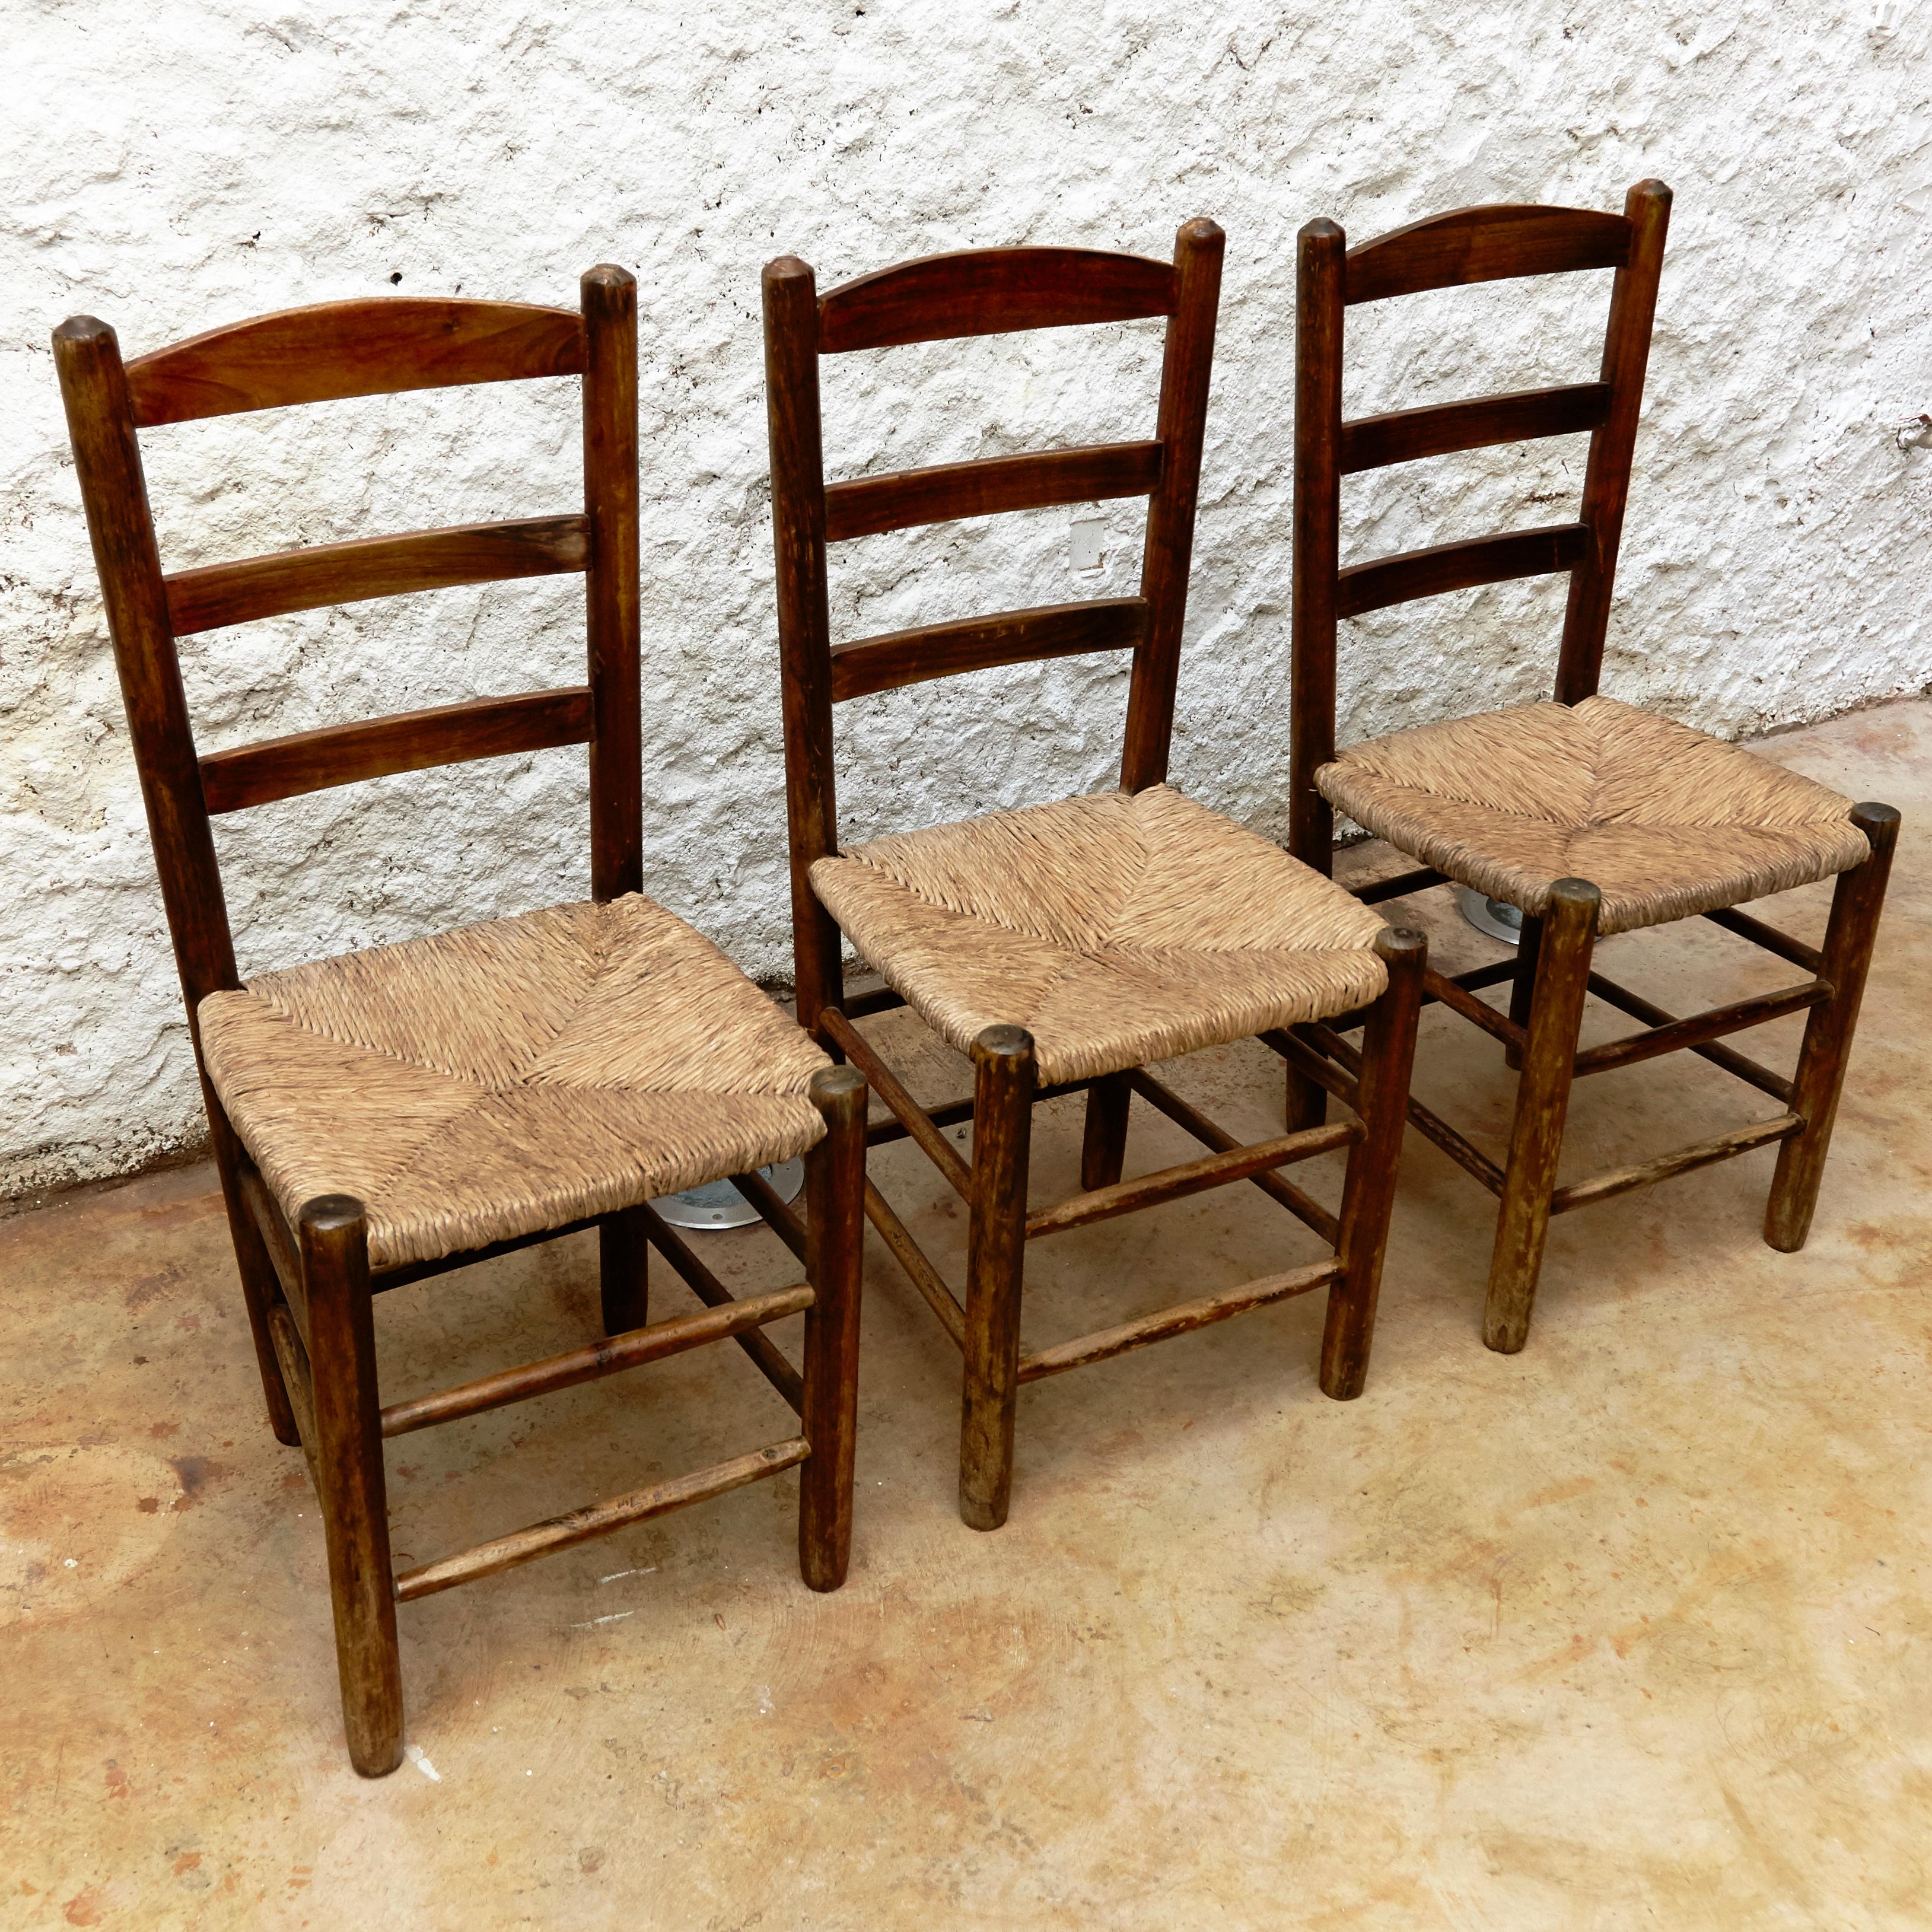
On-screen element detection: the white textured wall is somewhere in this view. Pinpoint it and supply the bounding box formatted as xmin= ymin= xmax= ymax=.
xmin=5 ymin=0 xmax=1931 ymax=1194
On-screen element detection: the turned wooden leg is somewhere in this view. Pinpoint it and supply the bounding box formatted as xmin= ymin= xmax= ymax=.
xmin=206 ymin=1099 xmax=299 ymax=1446
xmin=1080 ymin=1072 xmax=1132 ymax=1191
xmin=959 ymin=1026 xmax=1035 ymax=1532
xmin=300 ymin=1196 xmax=404 ymax=1778
xmin=1505 ymin=912 xmax=1543 ymax=1072
xmin=1285 ymin=1062 xmax=1329 ymax=1133
xmin=1484 ymin=879 xmax=1599 ymax=1355
xmin=800 ymin=1066 xmax=867 ymax=1591
xmin=1765 ymin=802 xmax=1899 ymax=1252
xmin=599 ymin=1205 xmax=650 ymax=1336
xmin=1321 ymin=927 xmax=1427 ymax=1400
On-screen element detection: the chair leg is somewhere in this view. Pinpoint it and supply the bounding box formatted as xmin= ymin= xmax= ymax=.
xmin=207 ymin=1106 xmax=300 ymax=1446
xmin=1505 ymin=913 xmax=1543 ymax=1072
xmin=1484 ymin=879 xmax=1600 ymax=1355
xmin=1765 ymin=802 xmax=1900 ymax=1252
xmin=300 ymin=1196 xmax=404 ymax=1779
xmin=599 ymin=1206 xmax=650 ymax=1336
xmin=1321 ymin=927 xmax=1427 ymax=1399
xmin=959 ymin=1026 xmax=1036 ymax=1532
xmin=1080 ymin=1072 xmax=1132 ymax=1191
xmin=1285 ymin=1062 xmax=1329 ymax=1133
xmin=800 ymin=1067 xmax=867 ymax=1591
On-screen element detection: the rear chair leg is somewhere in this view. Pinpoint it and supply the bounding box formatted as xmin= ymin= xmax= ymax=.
xmin=1484 ymin=879 xmax=1600 ymax=1355
xmin=1285 ymin=1062 xmax=1329 ymax=1133
xmin=959 ymin=1026 xmax=1036 ymax=1532
xmin=1505 ymin=912 xmax=1543 ymax=1072
xmin=208 ymin=1105 xmax=300 ymax=1446
xmin=1080 ymin=1072 xmax=1132 ymax=1191
xmin=300 ymin=1196 xmax=404 ymax=1778
xmin=800 ymin=1066 xmax=867 ymax=1591
xmin=1321 ymin=927 xmax=1427 ymax=1399
xmin=1765 ymin=802 xmax=1899 ymax=1252
xmin=599 ymin=1205 xmax=650 ymax=1336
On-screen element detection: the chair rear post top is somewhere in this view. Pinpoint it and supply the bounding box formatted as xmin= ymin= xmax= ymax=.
xmin=52 ymin=269 xmax=641 ymax=1041
xmin=763 ymin=221 xmax=1224 ymax=1022
xmin=1288 ymin=181 xmax=1672 ymax=873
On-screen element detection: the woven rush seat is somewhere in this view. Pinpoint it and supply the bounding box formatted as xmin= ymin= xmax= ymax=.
xmin=199 ymin=894 xmax=831 ymax=1272
xmin=1316 ymin=695 xmax=1869 ymax=938
xmin=809 ymin=783 xmax=1390 ymax=1084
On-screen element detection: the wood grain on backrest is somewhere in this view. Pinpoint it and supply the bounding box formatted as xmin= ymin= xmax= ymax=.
xmin=1343 ymin=205 xmax=1631 ymax=306
xmin=125 ymin=298 xmax=587 ymax=425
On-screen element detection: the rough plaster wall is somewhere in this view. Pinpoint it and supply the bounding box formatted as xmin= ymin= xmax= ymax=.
xmin=4 ymin=0 xmax=1931 ymax=1193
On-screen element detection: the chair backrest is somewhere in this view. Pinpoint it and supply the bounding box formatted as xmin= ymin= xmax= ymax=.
xmin=762 ymin=219 xmax=1224 ymax=1023
xmin=52 ymin=269 xmax=641 ymax=1041
xmin=1287 ymin=183 xmax=1671 ymax=873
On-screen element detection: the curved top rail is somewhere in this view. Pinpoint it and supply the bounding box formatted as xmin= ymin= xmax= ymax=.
xmin=126 ymin=297 xmax=587 ymax=425
xmin=1344 ymin=204 xmax=1630 ymax=307
xmin=818 ymin=247 xmax=1176 ymax=354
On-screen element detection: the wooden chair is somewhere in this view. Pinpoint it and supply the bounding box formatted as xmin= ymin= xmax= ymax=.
xmin=764 ymin=220 xmax=1427 ymax=1532
xmin=53 ymin=269 xmax=867 ymax=1777
xmin=1286 ymin=182 xmax=1900 ymax=1352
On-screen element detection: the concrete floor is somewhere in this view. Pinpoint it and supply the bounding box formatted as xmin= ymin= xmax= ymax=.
xmin=4 ymin=700 xmax=1928 ymax=1930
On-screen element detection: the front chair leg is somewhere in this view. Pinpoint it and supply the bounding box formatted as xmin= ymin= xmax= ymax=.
xmin=1321 ymin=926 xmax=1427 ymax=1399
xmin=959 ymin=1026 xmax=1036 ymax=1532
xmin=300 ymin=1196 xmax=404 ymax=1778
xmin=599 ymin=1205 xmax=650 ymax=1336
xmin=1484 ymin=878 xmax=1600 ymax=1355
xmin=1765 ymin=801 xmax=1899 ymax=1252
xmin=1080 ymin=1072 xmax=1132 ymax=1191
xmin=800 ymin=1066 xmax=868 ymax=1591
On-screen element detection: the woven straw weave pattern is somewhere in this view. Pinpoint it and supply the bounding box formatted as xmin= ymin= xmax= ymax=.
xmin=1317 ymin=696 xmax=1869 ymax=938
xmin=199 ymin=895 xmax=829 ymax=1270
xmin=810 ymin=784 xmax=1389 ymax=1084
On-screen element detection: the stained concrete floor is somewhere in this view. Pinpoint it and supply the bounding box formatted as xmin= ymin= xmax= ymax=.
xmin=5 ymin=699 xmax=1929 ymax=1930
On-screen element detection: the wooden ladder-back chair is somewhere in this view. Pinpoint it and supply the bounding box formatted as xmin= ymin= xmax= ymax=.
xmin=53 ymin=270 xmax=867 ymax=1777
xmin=1286 ymin=182 xmax=1899 ymax=1352
xmin=765 ymin=220 xmax=1427 ymax=1533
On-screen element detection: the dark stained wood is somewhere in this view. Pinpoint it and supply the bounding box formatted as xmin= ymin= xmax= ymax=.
xmin=165 ymin=515 xmax=589 ymax=635
xmin=265 ymin=1304 xmax=322 ymax=1495
xmin=830 ymin=597 xmax=1147 ymax=703
xmin=840 ymin=983 xmax=906 ymax=1020
xmin=1026 ymin=1119 xmax=1359 ymax=1240
xmin=1351 ymin=864 xmax=1448 ymax=905
xmin=1319 ymin=957 xmax=1518 ymax=1033
xmin=1340 ymin=383 xmax=1612 ymax=473
xmin=1765 ymin=803 xmax=1899 ymax=1250
xmin=1585 ymin=971 xmax=1794 ymax=1105
xmin=863 ymin=1074 xmax=1095 ymax=1151
xmin=1335 ymin=522 xmax=1590 ymax=620
xmin=1119 ymin=217 xmax=1224 ymax=791
xmin=1079 ymin=1071 xmax=1133 ymax=1192
xmin=581 ymin=264 xmax=644 ymax=902
xmin=1424 ymin=963 xmax=1525 ymax=1051
xmin=1126 ymin=1066 xmax=1341 ymax=1245
xmin=381 ymin=1284 xmax=814 ymax=1438
xmin=212 ymin=1110 xmax=300 ymax=1442
xmin=864 ymin=1178 xmax=968 ymax=1349
xmin=297 ymin=1195 xmax=403 ymax=1778
xmin=1288 ymin=219 xmax=1346 ymax=874
xmin=1555 ymin=181 xmax=1672 ymax=704
xmin=728 ymin=1166 xmax=809 ymax=1264
xmin=1552 ymin=1115 xmax=1801 ymax=1217
xmin=1702 ymin=904 xmax=1825 ymax=975
xmin=818 ymin=247 xmax=1175 ymax=354
xmin=635 ymin=1204 xmax=804 ymax=1415
xmin=199 ymin=688 xmax=594 ymax=815
xmin=959 ymin=1026 xmax=1035 ymax=1532
xmin=762 ymin=256 xmax=845 ymax=1032
xmin=126 ymin=297 xmax=585 ymax=425
xmin=394 ymin=1439 xmax=809 ymax=1603
xmin=826 ymin=441 xmax=1161 ymax=542
xmin=1484 ymin=879 xmax=1599 ymax=1352
xmin=1344 ymin=203 xmax=1631 ymax=306
xmin=1017 ymin=1258 xmax=1340 ymax=1383
xmin=1507 ymin=912 xmax=1543 ymax=1070
xmin=800 ymin=1065 xmax=867 ymax=1591
xmin=1573 ymin=979 xmax=1829 ymax=1079
xmin=1321 ymin=927 xmax=1427 ymax=1400
xmin=820 ymin=1007 xmax=973 ymax=1199
xmin=599 ymin=1205 xmax=650 ymax=1336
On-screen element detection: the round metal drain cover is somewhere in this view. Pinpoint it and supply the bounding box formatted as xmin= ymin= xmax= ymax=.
xmin=651 ymin=1158 xmax=805 ymax=1231
xmin=1456 ymin=887 xmax=1525 ymax=946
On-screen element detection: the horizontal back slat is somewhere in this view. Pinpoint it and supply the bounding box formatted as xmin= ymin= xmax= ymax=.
xmin=1336 ymin=523 xmax=1590 ymax=619
xmin=1340 ymin=383 xmax=1610 ymax=474
xmin=819 ymin=248 xmax=1176 ymax=354
xmin=829 ymin=597 xmax=1148 ymax=702
xmin=199 ymin=686 xmax=594 ymax=814
xmin=127 ymin=298 xmax=587 ymax=425
xmin=165 ymin=515 xmax=590 ymax=635
xmin=826 ymin=441 xmax=1161 ymax=542
xmin=1345 ymin=206 xmax=1629 ymax=306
